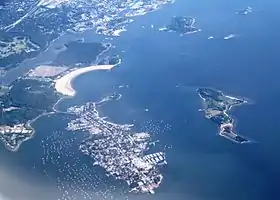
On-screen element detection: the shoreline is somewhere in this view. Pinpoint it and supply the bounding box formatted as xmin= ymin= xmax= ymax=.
xmin=0 ymin=64 xmax=115 ymax=152
xmin=54 ymin=64 xmax=115 ymax=97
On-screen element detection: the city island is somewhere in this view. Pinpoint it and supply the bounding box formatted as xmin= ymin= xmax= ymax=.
xmin=197 ymin=87 xmax=251 ymax=144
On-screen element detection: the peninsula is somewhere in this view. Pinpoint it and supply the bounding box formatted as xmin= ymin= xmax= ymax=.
xmin=0 ymin=40 xmax=117 ymax=152
xmin=0 ymin=78 xmax=60 ymax=151
xmin=54 ymin=64 xmax=115 ymax=96
xmin=0 ymin=64 xmax=115 ymax=151
xmin=197 ymin=88 xmax=251 ymax=144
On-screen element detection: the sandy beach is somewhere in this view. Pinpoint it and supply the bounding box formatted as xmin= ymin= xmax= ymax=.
xmin=54 ymin=64 xmax=115 ymax=96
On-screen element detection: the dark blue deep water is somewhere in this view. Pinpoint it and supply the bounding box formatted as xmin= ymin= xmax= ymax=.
xmin=1 ymin=0 xmax=280 ymax=200
xmin=73 ymin=1 xmax=280 ymax=199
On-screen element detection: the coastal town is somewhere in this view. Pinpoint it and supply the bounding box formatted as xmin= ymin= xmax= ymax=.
xmin=67 ymin=99 xmax=167 ymax=194
xmin=0 ymin=0 xmax=175 ymax=71
xmin=0 ymin=124 xmax=33 ymax=151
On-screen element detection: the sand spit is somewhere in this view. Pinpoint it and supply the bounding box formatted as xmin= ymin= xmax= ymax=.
xmin=54 ymin=64 xmax=114 ymax=96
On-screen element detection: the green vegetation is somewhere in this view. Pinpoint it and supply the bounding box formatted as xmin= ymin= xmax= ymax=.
xmin=0 ymin=35 xmax=41 ymax=70
xmin=197 ymin=88 xmax=250 ymax=144
xmin=53 ymin=41 xmax=109 ymax=66
xmin=0 ymin=78 xmax=60 ymax=125
xmin=8 ymin=79 xmax=59 ymax=110
xmin=0 ymin=36 xmax=40 ymax=59
xmin=197 ymin=87 xmax=245 ymax=122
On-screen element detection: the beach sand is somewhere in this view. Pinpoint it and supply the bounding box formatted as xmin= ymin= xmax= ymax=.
xmin=54 ymin=64 xmax=115 ymax=96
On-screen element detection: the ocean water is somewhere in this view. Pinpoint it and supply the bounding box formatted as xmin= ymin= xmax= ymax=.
xmin=1 ymin=0 xmax=280 ymax=200
xmin=72 ymin=0 xmax=280 ymax=199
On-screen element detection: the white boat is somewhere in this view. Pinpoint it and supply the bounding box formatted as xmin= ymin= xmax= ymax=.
xmin=22 ymin=129 xmax=29 ymax=133
xmin=155 ymin=157 xmax=160 ymax=163
xmin=159 ymin=155 xmax=164 ymax=161
xmin=156 ymin=152 xmax=163 ymax=157
xmin=151 ymin=158 xmax=157 ymax=164
xmin=149 ymin=189 xmax=155 ymax=194
xmin=146 ymin=159 xmax=152 ymax=164
xmin=146 ymin=154 xmax=152 ymax=158
xmin=14 ymin=129 xmax=21 ymax=133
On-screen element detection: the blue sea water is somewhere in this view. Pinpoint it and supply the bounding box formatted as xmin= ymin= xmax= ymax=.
xmin=1 ymin=0 xmax=280 ymax=200
xmin=73 ymin=0 xmax=280 ymax=199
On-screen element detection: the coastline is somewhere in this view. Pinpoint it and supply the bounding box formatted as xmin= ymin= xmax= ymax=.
xmin=54 ymin=64 xmax=115 ymax=96
xmin=0 ymin=64 xmax=115 ymax=152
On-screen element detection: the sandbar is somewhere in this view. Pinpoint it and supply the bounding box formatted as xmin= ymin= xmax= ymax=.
xmin=54 ymin=64 xmax=114 ymax=96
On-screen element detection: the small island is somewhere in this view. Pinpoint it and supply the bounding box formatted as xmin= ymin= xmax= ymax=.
xmin=197 ymin=88 xmax=251 ymax=144
xmin=98 ymin=54 xmax=122 ymax=66
xmin=236 ymin=6 xmax=252 ymax=15
xmin=159 ymin=16 xmax=201 ymax=35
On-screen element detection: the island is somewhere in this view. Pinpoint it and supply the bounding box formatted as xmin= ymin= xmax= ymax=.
xmin=197 ymin=88 xmax=251 ymax=144
xmin=159 ymin=16 xmax=201 ymax=35
xmin=224 ymin=33 xmax=236 ymax=40
xmin=96 ymin=93 xmax=122 ymax=105
xmin=98 ymin=54 xmax=122 ymax=66
xmin=236 ymin=6 xmax=252 ymax=15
